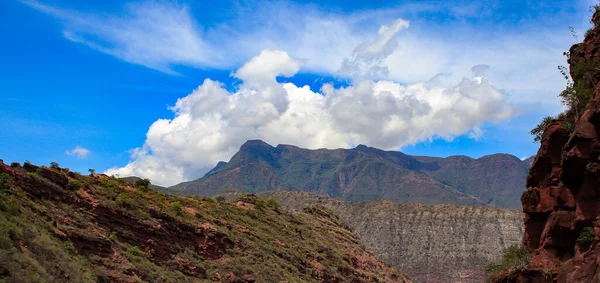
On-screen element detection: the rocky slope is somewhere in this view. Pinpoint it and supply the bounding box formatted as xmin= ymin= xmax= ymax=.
xmin=219 ymin=190 xmax=524 ymax=282
xmin=0 ymin=160 xmax=408 ymax=282
xmin=172 ymin=140 xmax=530 ymax=208
xmin=493 ymin=9 xmax=600 ymax=282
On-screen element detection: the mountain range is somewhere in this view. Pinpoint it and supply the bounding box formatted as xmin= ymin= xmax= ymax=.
xmin=171 ymin=140 xmax=531 ymax=208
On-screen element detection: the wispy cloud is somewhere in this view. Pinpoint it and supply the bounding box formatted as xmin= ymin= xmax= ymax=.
xmin=66 ymin=146 xmax=91 ymax=159
xmin=22 ymin=0 xmax=220 ymax=74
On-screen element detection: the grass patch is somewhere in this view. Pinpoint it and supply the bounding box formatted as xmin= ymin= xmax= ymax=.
xmin=485 ymin=244 xmax=530 ymax=281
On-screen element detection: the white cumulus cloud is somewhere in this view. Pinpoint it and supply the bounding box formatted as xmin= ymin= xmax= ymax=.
xmin=66 ymin=146 xmax=91 ymax=160
xmin=105 ymin=47 xmax=512 ymax=186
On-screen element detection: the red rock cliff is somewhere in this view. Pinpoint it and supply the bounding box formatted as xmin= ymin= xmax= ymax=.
xmin=507 ymin=10 xmax=600 ymax=282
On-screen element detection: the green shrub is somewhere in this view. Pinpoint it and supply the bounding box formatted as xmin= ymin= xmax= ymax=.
xmin=129 ymin=246 xmax=145 ymax=256
xmin=532 ymin=59 xmax=600 ymax=142
xmin=50 ymin=162 xmax=60 ymax=169
xmin=484 ymin=261 xmax=502 ymax=275
xmin=485 ymin=244 xmax=530 ymax=280
xmin=100 ymin=179 xmax=119 ymax=189
xmin=266 ymin=198 xmax=281 ymax=212
xmin=63 ymin=241 xmax=75 ymax=251
xmin=171 ymin=201 xmax=183 ymax=216
xmin=67 ymin=180 xmax=80 ymax=191
xmin=0 ymin=233 xmax=12 ymax=249
xmin=577 ymin=227 xmax=596 ymax=246
xmin=0 ymin=173 xmax=10 ymax=184
xmin=255 ymin=201 xmax=266 ymax=210
xmin=0 ymin=199 xmax=21 ymax=215
xmin=135 ymin=179 xmax=151 ymax=191
xmin=303 ymin=205 xmax=334 ymax=217
xmin=202 ymin=196 xmax=215 ymax=203
xmin=0 ymin=173 xmax=11 ymax=196
xmin=115 ymin=193 xmax=133 ymax=208
xmin=530 ymin=116 xmax=555 ymax=143
xmin=215 ymin=196 xmax=226 ymax=204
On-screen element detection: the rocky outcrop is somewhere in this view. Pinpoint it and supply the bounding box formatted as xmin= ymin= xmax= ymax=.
xmin=500 ymin=10 xmax=600 ymax=282
xmin=244 ymin=190 xmax=524 ymax=282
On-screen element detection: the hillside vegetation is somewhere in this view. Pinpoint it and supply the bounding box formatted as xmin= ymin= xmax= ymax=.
xmin=0 ymin=160 xmax=408 ymax=282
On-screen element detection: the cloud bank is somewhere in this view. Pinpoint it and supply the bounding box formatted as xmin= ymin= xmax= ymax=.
xmin=105 ymin=47 xmax=511 ymax=186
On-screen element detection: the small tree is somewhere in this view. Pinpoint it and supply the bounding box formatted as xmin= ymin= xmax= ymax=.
xmin=88 ymin=168 xmax=96 ymax=175
xmin=50 ymin=161 xmax=60 ymax=169
xmin=135 ymin=178 xmax=151 ymax=191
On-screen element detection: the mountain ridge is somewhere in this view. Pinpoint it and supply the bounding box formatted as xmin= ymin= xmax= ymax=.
xmin=171 ymin=140 xmax=529 ymax=208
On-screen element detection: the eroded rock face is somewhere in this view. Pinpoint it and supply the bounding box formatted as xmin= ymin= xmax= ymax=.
xmin=503 ymin=10 xmax=600 ymax=282
xmin=254 ymin=190 xmax=524 ymax=283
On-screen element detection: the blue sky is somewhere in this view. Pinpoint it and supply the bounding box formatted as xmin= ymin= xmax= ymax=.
xmin=0 ymin=0 xmax=596 ymax=185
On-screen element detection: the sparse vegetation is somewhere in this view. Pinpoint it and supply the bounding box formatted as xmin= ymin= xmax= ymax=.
xmin=129 ymin=245 xmax=145 ymax=256
xmin=0 ymin=173 xmax=11 ymax=195
xmin=171 ymin=201 xmax=183 ymax=216
xmin=485 ymin=243 xmax=530 ymax=281
xmin=0 ymin=161 xmax=406 ymax=282
xmin=50 ymin=162 xmax=60 ymax=169
xmin=531 ymin=59 xmax=598 ymax=142
xmin=88 ymin=168 xmax=95 ymax=175
xmin=67 ymin=180 xmax=80 ymax=191
xmin=201 ymin=196 xmax=215 ymax=203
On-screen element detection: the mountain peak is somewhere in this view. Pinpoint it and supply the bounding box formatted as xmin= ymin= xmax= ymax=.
xmin=239 ymin=139 xmax=274 ymax=150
